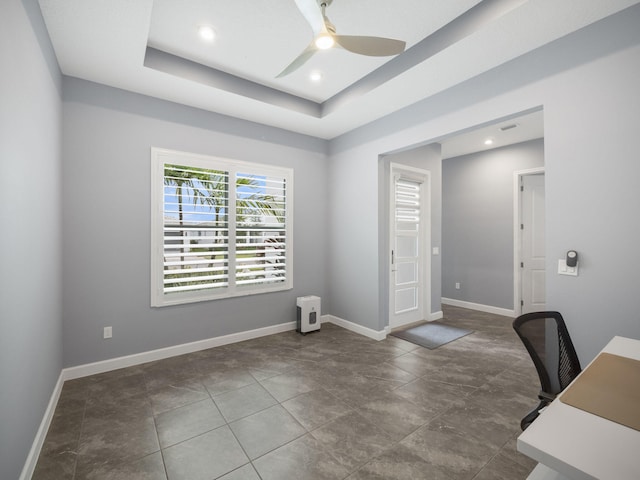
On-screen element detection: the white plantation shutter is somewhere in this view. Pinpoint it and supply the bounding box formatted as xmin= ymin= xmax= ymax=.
xmin=162 ymin=165 xmax=230 ymax=294
xmin=151 ymin=149 xmax=293 ymax=306
xmin=395 ymin=179 xmax=420 ymax=231
xmin=235 ymin=173 xmax=288 ymax=286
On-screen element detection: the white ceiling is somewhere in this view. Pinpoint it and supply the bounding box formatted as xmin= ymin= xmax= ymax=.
xmin=38 ymin=0 xmax=638 ymax=140
xmin=147 ymin=0 xmax=483 ymax=103
xmin=440 ymin=109 xmax=544 ymax=159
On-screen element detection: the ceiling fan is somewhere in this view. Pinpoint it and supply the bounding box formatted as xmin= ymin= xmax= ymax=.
xmin=277 ymin=0 xmax=406 ymax=78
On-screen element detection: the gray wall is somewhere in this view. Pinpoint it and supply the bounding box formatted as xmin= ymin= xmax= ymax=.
xmin=0 ymin=1 xmax=63 ymax=478
xmin=62 ymin=79 xmax=329 ymax=367
xmin=442 ymin=139 xmax=544 ymax=309
xmin=382 ymin=144 xmax=443 ymax=322
xmin=325 ymin=141 xmax=380 ymax=331
xmin=328 ymin=4 xmax=640 ymax=364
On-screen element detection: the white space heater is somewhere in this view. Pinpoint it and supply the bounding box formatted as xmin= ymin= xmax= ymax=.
xmin=296 ymin=295 xmax=321 ymax=334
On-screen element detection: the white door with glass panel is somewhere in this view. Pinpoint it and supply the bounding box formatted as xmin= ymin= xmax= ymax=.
xmin=390 ymin=166 xmax=429 ymax=329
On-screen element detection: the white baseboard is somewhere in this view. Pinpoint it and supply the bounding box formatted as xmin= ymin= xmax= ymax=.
xmin=428 ymin=310 xmax=444 ymax=321
xmin=322 ymin=314 xmax=388 ymax=341
xmin=441 ymin=298 xmax=515 ymax=318
xmin=63 ymin=321 xmax=297 ymax=381
xmin=19 ymin=372 xmax=64 ymax=480
xmin=63 ymin=314 xmax=393 ymax=381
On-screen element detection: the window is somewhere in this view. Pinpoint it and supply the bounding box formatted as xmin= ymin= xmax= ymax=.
xmin=151 ymin=148 xmax=293 ymax=306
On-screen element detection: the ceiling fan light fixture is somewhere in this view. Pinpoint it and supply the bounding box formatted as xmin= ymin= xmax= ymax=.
xmin=315 ymin=34 xmax=334 ymax=50
xmin=197 ymin=25 xmax=216 ymax=42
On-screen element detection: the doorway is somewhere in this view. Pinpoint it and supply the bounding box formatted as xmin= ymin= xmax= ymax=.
xmin=389 ymin=163 xmax=431 ymax=329
xmin=515 ymin=169 xmax=546 ymax=314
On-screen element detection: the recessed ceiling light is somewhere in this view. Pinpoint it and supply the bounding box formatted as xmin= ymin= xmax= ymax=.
xmin=309 ymin=71 xmax=323 ymax=82
xmin=198 ymin=25 xmax=216 ymax=42
xmin=484 ymin=139 xmax=494 ymax=145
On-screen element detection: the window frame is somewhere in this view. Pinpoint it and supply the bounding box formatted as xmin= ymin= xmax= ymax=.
xmin=151 ymin=148 xmax=293 ymax=307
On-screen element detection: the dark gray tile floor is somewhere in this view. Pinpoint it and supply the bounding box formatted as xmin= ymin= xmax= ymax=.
xmin=33 ymin=305 xmax=539 ymax=479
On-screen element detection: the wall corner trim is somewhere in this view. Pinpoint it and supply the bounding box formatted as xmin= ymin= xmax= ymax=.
xmin=441 ymin=298 xmax=515 ymax=318
xmin=428 ymin=310 xmax=444 ymax=321
xmin=19 ymin=373 xmax=65 ymax=480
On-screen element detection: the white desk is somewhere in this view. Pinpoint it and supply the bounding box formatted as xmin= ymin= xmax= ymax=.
xmin=527 ymin=463 xmax=570 ymax=480
xmin=517 ymin=336 xmax=640 ymax=480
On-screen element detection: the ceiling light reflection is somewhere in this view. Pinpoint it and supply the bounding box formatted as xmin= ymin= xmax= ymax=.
xmin=310 ymin=71 xmax=323 ymax=82
xmin=198 ymin=25 xmax=216 ymax=42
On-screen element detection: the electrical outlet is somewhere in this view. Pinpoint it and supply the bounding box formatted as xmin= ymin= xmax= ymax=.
xmin=103 ymin=326 xmax=112 ymax=339
xmin=455 ymin=282 xmax=461 ymax=289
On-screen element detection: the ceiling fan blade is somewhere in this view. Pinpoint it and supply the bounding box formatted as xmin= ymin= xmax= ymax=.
xmin=334 ymin=35 xmax=406 ymax=56
xmin=276 ymin=43 xmax=317 ymax=78
xmin=293 ymin=0 xmax=326 ymax=37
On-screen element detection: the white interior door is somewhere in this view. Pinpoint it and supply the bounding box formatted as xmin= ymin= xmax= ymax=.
xmin=521 ymin=173 xmax=546 ymax=314
xmin=390 ymin=166 xmax=428 ymax=329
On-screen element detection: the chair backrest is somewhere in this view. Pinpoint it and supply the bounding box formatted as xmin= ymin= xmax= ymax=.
xmin=513 ymin=311 xmax=582 ymax=398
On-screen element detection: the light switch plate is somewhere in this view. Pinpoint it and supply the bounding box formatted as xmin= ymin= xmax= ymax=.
xmin=558 ymin=259 xmax=578 ymax=276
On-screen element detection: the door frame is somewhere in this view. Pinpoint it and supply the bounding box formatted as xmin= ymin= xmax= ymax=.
xmin=389 ymin=163 xmax=431 ymax=329
xmin=513 ymin=167 xmax=545 ymax=316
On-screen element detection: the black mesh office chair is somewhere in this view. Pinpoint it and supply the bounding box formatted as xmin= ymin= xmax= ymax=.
xmin=513 ymin=311 xmax=582 ymax=430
